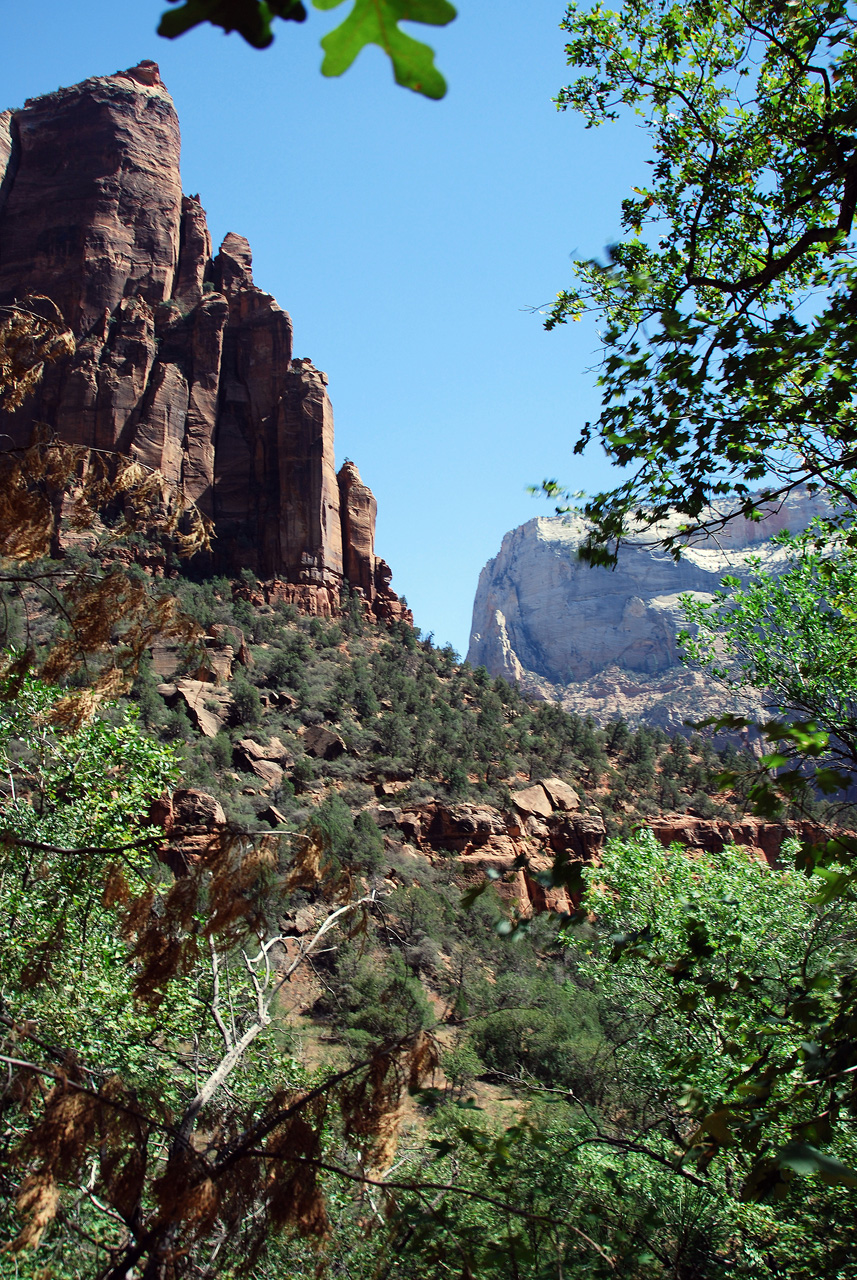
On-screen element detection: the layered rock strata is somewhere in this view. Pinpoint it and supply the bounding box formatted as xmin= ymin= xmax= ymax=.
xmin=468 ymin=491 xmax=827 ymax=728
xmin=647 ymin=814 xmax=841 ymax=868
xmin=0 ymin=62 xmax=407 ymax=621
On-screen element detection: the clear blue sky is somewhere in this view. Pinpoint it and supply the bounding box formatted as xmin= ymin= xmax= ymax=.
xmin=1 ymin=1 xmax=647 ymax=656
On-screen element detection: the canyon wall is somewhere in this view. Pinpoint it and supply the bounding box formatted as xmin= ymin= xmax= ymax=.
xmin=0 ymin=62 xmax=407 ymax=621
xmin=468 ymin=492 xmax=827 ymax=728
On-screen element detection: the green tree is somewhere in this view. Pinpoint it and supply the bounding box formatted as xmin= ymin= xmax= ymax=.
xmin=352 ymin=808 xmax=386 ymax=873
xmin=0 ymin=681 xmax=432 ymax=1275
xmin=231 ymin=671 xmax=262 ymax=725
xmin=682 ymin=529 xmax=857 ymax=783
xmin=568 ymin=829 xmax=857 ymax=1204
xmin=548 ymin=0 xmax=857 ymax=561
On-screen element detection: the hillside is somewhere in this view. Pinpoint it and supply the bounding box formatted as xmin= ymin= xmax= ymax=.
xmin=2 ymin=555 xmax=849 ymax=1276
xmin=2 ymin=57 xmax=855 ymax=1280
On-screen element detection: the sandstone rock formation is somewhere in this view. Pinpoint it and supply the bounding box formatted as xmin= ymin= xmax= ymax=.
xmin=0 ymin=63 xmax=408 ymax=622
xmin=157 ymin=678 xmax=234 ymax=738
xmin=468 ymin=491 xmax=827 ymax=728
xmin=647 ymin=814 xmax=839 ymax=868
xmin=377 ymin=783 xmax=608 ymax=917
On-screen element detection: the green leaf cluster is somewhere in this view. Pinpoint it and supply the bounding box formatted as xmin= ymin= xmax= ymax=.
xmin=568 ymin=828 xmax=857 ymax=1207
xmin=158 ymin=0 xmax=456 ymax=98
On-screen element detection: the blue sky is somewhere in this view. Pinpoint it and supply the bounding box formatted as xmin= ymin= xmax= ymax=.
xmin=1 ymin=1 xmax=648 ymax=656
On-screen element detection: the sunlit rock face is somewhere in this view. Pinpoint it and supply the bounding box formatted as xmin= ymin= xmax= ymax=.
xmin=0 ymin=62 xmax=407 ymax=621
xmin=467 ymin=492 xmax=828 ymax=728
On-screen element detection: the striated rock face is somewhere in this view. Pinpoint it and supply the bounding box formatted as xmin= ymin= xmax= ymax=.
xmin=0 ymin=62 xmax=182 ymax=335
xmin=0 ymin=63 xmax=407 ymax=620
xmin=338 ymin=460 xmax=377 ymax=596
xmin=468 ymin=492 xmax=827 ymax=728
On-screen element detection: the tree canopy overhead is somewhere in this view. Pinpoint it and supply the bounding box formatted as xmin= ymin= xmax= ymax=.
xmin=548 ymin=0 xmax=857 ymax=560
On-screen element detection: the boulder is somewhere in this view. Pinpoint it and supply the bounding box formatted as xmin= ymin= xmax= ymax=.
xmin=172 ymin=788 xmax=226 ymax=829
xmin=540 ymin=778 xmax=580 ymax=812
xmin=246 ymin=758 xmax=283 ymax=788
xmin=512 ymin=784 xmax=554 ymax=820
xmin=234 ymin=736 xmax=293 ymax=765
xmin=303 ymin=725 xmax=347 ymax=760
xmin=259 ymin=804 xmax=289 ymax=827
xmin=174 ymin=678 xmax=233 ymax=737
xmin=366 ymin=806 xmax=402 ymax=829
xmin=232 ymin=737 xmax=293 ymax=787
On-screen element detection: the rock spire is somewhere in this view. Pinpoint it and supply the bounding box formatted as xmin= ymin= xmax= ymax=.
xmin=0 ymin=62 xmax=408 ymax=621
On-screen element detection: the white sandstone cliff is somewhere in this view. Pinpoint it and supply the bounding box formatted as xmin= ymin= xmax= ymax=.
xmin=467 ymin=492 xmax=828 ymax=729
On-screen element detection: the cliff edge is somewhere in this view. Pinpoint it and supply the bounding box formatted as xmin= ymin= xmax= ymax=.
xmin=0 ymin=61 xmax=407 ymax=621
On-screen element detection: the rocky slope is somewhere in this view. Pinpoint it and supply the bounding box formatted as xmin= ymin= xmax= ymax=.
xmin=468 ymin=491 xmax=827 ymax=728
xmin=0 ymin=62 xmax=406 ymax=620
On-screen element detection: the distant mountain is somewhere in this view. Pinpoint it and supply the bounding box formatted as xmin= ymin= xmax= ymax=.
xmin=467 ymin=491 xmax=828 ymax=729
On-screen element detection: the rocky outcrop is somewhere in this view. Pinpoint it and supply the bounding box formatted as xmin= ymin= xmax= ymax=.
xmin=303 ymin=726 xmax=347 ymax=760
xmin=0 ymin=61 xmax=182 ymax=335
xmin=468 ymin=492 xmax=827 ymax=728
xmin=233 ymin=737 xmax=293 ymax=788
xmin=338 ymin=460 xmax=376 ymax=596
xmin=0 ymin=63 xmax=407 ymax=621
xmin=378 ymin=782 xmax=608 ymax=917
xmin=647 ymin=814 xmax=841 ymax=868
xmin=157 ymin=678 xmax=234 ymax=738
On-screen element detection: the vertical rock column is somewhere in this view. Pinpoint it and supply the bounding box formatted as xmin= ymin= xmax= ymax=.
xmin=0 ymin=63 xmax=410 ymax=610
xmin=0 ymin=61 xmax=182 ymax=335
xmin=0 ymin=62 xmax=184 ymax=453
xmin=212 ymin=232 xmax=301 ymax=573
xmin=337 ymin=460 xmax=377 ymax=597
xmin=274 ymin=359 xmax=343 ymax=584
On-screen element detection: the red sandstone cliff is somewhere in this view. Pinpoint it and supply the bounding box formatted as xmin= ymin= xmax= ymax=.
xmin=0 ymin=61 xmax=407 ymax=621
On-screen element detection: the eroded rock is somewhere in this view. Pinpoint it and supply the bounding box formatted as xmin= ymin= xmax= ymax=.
xmin=303 ymin=726 xmax=346 ymax=760
xmin=647 ymin=814 xmax=839 ymax=867
xmin=387 ymin=798 xmax=606 ymax=918
xmin=468 ymin=493 xmax=829 ymax=727
xmin=0 ymin=63 xmax=408 ymax=622
xmin=512 ymin=784 xmax=554 ymax=820
xmin=172 ymin=678 xmax=233 ymax=737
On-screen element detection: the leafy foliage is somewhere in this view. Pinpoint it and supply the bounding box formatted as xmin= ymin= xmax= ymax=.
xmin=158 ymin=0 xmax=457 ymax=98
xmin=548 ymin=0 xmax=857 ymax=560
xmin=315 ymin=0 xmax=456 ymax=98
xmin=0 ymin=299 xmax=74 ymax=413
xmin=0 ymin=309 xmax=211 ymax=723
xmin=0 ymin=682 xmax=437 ymax=1274
xmin=681 ymin=528 xmax=857 ymax=791
xmin=570 ymin=829 xmax=857 ymax=1204
xmin=159 ymin=0 xmax=308 ymax=46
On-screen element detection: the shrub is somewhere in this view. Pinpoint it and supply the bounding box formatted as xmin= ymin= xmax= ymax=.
xmin=231 ymin=675 xmax=262 ymax=726
xmin=352 ymin=810 xmax=385 ymax=874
